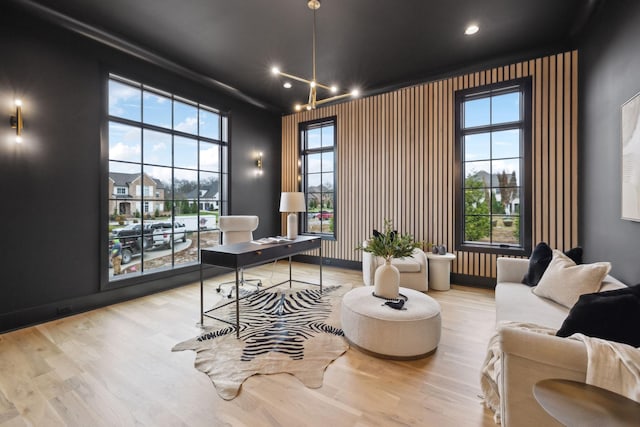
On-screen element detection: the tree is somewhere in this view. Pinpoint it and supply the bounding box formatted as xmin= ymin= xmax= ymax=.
xmin=464 ymin=175 xmax=490 ymax=241
xmin=497 ymin=170 xmax=517 ymax=214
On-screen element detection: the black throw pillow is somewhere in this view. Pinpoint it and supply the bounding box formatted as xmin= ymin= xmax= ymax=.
xmin=521 ymin=242 xmax=583 ymax=286
xmin=556 ymin=284 xmax=640 ymax=347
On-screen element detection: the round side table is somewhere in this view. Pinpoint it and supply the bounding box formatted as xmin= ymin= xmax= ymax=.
xmin=533 ymin=379 xmax=640 ymax=426
xmin=425 ymin=252 xmax=456 ymax=291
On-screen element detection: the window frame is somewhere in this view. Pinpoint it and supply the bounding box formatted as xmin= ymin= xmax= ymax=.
xmin=105 ymin=73 xmax=229 ymax=284
xmin=454 ymin=77 xmax=533 ymax=256
xmin=299 ymin=116 xmax=337 ymax=239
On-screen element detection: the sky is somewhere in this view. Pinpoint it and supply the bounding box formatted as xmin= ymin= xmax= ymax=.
xmin=108 ymin=79 xmax=223 ymax=184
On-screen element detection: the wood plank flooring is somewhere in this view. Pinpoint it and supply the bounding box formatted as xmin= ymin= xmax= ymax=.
xmin=0 ymin=262 xmax=497 ymax=426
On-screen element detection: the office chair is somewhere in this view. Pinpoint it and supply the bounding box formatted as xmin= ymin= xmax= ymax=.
xmin=216 ymin=215 xmax=263 ymax=298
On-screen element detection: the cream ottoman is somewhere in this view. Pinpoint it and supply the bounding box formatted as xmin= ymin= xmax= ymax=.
xmin=341 ymin=286 xmax=441 ymax=359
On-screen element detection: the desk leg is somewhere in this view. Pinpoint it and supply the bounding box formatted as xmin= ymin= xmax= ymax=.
xmin=235 ymin=268 xmax=240 ymax=338
xmin=289 ymin=256 xmax=293 ymax=288
xmin=320 ymin=242 xmax=323 ymax=292
xmin=199 ymin=262 xmax=204 ymax=326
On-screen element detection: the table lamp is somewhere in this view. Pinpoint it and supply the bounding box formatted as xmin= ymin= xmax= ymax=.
xmin=279 ymin=192 xmax=306 ymax=239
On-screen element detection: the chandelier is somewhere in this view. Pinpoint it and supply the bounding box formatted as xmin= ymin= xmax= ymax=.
xmin=271 ymin=0 xmax=359 ymax=111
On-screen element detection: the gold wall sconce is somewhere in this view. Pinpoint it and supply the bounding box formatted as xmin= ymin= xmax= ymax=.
xmin=9 ymin=99 xmax=23 ymax=143
xmin=255 ymin=151 xmax=263 ymax=176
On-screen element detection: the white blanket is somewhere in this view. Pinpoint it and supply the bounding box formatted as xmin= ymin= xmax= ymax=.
xmin=570 ymin=333 xmax=640 ymax=403
xmin=480 ymin=322 xmax=557 ymax=424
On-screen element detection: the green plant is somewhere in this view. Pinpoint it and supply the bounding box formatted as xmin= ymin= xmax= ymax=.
xmin=357 ymin=219 xmax=420 ymax=262
xmin=464 ymin=175 xmax=490 ymax=241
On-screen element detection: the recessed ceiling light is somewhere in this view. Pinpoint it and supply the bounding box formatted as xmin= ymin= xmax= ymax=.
xmin=283 ymin=82 xmax=292 ymax=89
xmin=465 ymin=24 xmax=479 ymax=35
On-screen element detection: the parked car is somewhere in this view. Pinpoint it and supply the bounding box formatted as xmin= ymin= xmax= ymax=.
xmin=152 ymin=222 xmax=187 ymax=248
xmin=110 ymin=223 xmax=156 ymax=265
xmin=315 ymin=211 xmax=333 ymax=220
xmin=112 ymin=223 xmax=155 ymax=246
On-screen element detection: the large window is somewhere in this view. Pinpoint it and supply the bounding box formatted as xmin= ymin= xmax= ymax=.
xmin=300 ymin=117 xmax=336 ymax=237
xmin=455 ymin=78 xmax=532 ymax=255
xmin=107 ymin=74 xmax=227 ymax=280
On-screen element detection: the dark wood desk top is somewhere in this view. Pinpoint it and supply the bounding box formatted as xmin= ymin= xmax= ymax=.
xmin=534 ymin=379 xmax=640 ymax=427
xmin=200 ymin=235 xmax=321 ymax=269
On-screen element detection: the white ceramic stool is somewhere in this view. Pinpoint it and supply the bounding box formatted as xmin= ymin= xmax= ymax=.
xmin=341 ymin=286 xmax=441 ymax=359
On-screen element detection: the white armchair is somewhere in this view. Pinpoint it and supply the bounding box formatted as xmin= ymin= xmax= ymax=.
xmin=361 ymin=240 xmax=429 ymax=292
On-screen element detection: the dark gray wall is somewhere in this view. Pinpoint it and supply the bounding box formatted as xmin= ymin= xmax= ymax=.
xmin=0 ymin=5 xmax=281 ymax=331
xmin=580 ymin=0 xmax=640 ymax=284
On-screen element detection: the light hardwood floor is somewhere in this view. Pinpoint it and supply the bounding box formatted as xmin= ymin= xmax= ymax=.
xmin=0 ymin=262 xmax=497 ymax=426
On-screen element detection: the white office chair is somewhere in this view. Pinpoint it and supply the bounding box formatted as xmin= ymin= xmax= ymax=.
xmin=216 ymin=215 xmax=262 ymax=298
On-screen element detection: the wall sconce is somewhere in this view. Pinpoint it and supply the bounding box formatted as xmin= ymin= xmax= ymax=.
xmin=255 ymin=151 xmax=263 ymax=176
xmin=9 ymin=99 xmax=23 ymax=143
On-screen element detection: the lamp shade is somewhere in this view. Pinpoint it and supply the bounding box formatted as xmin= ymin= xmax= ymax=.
xmin=279 ymin=192 xmax=306 ymax=212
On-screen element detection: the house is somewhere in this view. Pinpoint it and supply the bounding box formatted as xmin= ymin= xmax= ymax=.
xmin=2 ymin=0 xmax=640 ymax=425
xmin=108 ymin=172 xmax=166 ymax=216
xmin=181 ymin=182 xmax=219 ymax=212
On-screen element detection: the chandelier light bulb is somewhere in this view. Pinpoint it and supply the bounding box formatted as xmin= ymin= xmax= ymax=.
xmin=271 ymin=66 xmax=280 ymax=75
xmin=330 ymin=86 xmax=338 ymax=93
xmin=306 ymin=105 xmax=312 ymax=110
xmin=351 ymin=89 xmax=360 ymax=97
xmin=283 ymin=82 xmax=292 ymax=89
xmin=310 ymin=81 xmax=316 ymax=88
xmin=15 ymin=99 xmax=22 ymax=107
xmin=16 ymin=135 xmax=23 ymax=144
xmin=465 ymin=24 xmax=479 ymax=35
xmin=295 ymin=104 xmax=302 ymax=111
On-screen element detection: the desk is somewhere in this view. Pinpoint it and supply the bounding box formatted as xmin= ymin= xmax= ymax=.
xmin=533 ymin=379 xmax=640 ymax=426
xmin=200 ymin=235 xmax=322 ymax=337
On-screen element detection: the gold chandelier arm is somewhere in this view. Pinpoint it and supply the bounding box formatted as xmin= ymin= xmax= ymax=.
xmin=277 ymin=71 xmax=313 ymax=85
xmin=277 ymin=70 xmax=333 ymax=92
xmin=314 ymin=92 xmax=351 ymax=106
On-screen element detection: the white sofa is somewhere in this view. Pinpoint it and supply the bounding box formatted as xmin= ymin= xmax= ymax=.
xmin=362 ymin=241 xmax=428 ymax=292
xmin=494 ymin=257 xmax=627 ymax=426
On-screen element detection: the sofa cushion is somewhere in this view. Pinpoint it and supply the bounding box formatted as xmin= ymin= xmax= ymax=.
xmin=556 ymin=285 xmax=640 ymax=347
xmin=495 ymin=282 xmax=570 ymax=329
xmin=522 ymin=242 xmax=583 ymax=286
xmin=533 ymin=250 xmax=611 ymax=309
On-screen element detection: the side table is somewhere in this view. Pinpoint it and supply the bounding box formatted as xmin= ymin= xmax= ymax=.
xmin=426 ymin=252 xmax=456 ymax=291
xmin=533 ymin=379 xmax=640 ymax=426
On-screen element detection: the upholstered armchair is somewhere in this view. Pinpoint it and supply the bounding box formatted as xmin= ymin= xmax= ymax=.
xmin=361 ymin=240 xmax=429 ymax=292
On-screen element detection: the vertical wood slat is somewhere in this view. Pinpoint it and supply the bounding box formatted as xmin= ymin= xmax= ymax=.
xmin=279 ymin=51 xmax=578 ymax=280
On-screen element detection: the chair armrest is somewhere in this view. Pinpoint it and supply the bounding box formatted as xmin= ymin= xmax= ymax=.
xmin=498 ymin=326 xmax=588 ymax=427
xmin=499 ymin=326 xmax=587 ymax=372
xmin=496 ymin=257 xmax=530 ymax=284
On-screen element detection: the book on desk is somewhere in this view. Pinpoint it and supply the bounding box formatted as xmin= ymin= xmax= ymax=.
xmin=251 ymin=236 xmax=292 ymax=245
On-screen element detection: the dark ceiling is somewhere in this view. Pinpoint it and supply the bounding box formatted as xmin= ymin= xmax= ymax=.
xmin=13 ymin=0 xmax=600 ymax=113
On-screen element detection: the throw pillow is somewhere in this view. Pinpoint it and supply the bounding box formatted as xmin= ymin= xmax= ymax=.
xmin=532 ymin=250 xmax=611 ymax=308
xmin=522 ymin=242 xmax=583 ymax=286
xmin=556 ymin=285 xmax=640 ymax=347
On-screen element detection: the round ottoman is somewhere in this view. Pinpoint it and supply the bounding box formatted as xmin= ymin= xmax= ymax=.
xmin=341 ymin=286 xmax=441 ymax=359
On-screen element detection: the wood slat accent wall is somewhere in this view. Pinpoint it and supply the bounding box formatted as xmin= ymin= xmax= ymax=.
xmin=281 ymin=51 xmax=578 ymax=281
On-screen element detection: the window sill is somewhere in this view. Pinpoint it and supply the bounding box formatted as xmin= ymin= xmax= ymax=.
xmin=458 ymin=243 xmax=530 ymax=257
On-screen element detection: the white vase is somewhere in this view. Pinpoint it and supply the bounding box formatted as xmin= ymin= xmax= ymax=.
xmin=374 ymin=259 xmax=400 ymax=299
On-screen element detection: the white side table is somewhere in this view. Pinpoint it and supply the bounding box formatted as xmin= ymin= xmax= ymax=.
xmin=426 ymin=252 xmax=456 ymax=291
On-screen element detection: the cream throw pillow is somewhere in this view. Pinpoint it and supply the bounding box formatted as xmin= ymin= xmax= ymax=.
xmin=533 ymin=250 xmax=611 ymax=308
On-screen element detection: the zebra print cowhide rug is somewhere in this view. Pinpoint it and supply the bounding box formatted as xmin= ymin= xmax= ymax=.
xmin=172 ymin=284 xmax=349 ymax=400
